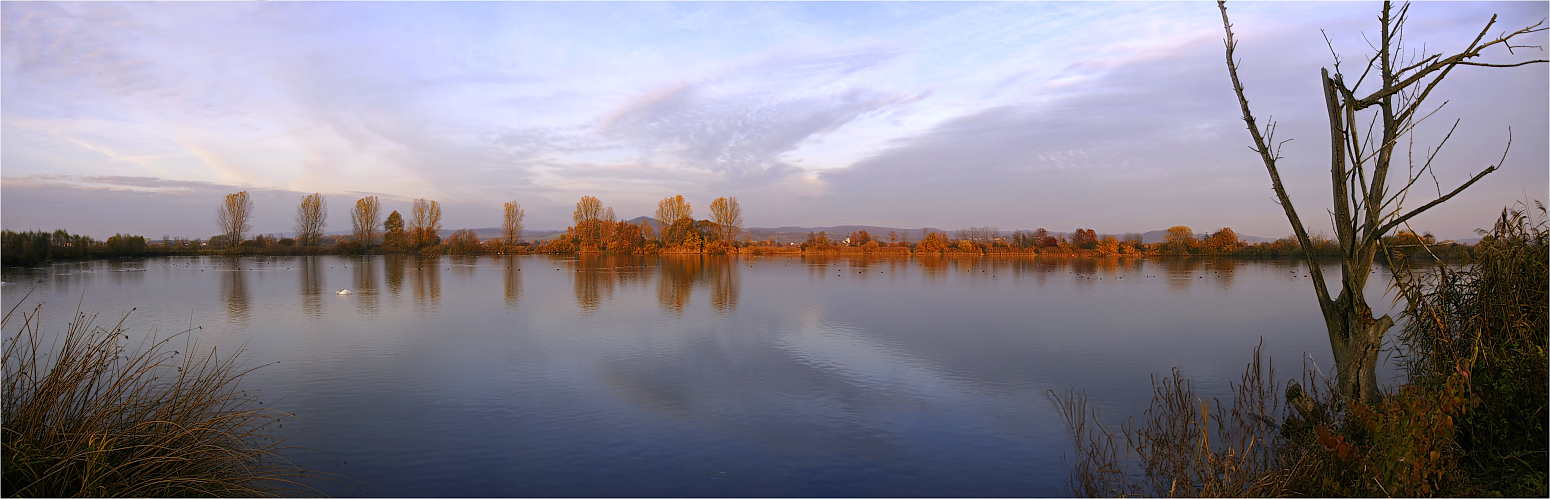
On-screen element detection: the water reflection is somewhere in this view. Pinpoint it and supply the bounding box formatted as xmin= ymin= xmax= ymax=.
xmin=385 ymin=254 xmax=407 ymax=297
xmin=1202 ymin=257 xmax=1240 ymax=290
xmin=568 ymin=255 xmax=653 ymax=312
xmin=219 ymin=257 xmax=249 ymax=324
xmin=450 ymin=255 xmax=479 ymax=281
xmin=1004 ymin=257 xmax=1056 ymax=285
xmin=917 ymin=256 xmax=948 ymax=280
xmin=574 ymin=255 xmax=613 ymax=312
xmin=353 ymin=256 xmax=378 ymax=313
xmin=106 ymin=259 xmax=147 ymax=287
xmin=708 ymin=257 xmax=739 ymax=313
xmin=657 ymin=256 xmax=703 ymax=313
xmin=803 ymin=254 xmax=835 ymax=280
xmin=835 ymin=255 xmax=909 ymax=283
xmin=2 ymin=254 xmax=1407 ymax=498
xmin=412 ymin=256 xmax=440 ymax=312
xmin=503 ymin=256 xmax=522 ymax=308
xmin=299 ymin=256 xmax=324 ymax=318
xmin=1160 ymin=257 xmax=1200 ymax=292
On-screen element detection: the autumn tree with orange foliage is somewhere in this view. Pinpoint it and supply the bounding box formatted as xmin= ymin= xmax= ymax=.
xmin=1163 ymin=226 xmax=1197 ymax=255
xmin=573 ymin=196 xmax=604 ymax=249
xmin=915 ymin=231 xmax=949 ymax=254
xmin=656 ymin=195 xmax=694 ymax=246
xmin=409 ymin=198 xmax=442 ymax=247
xmin=447 ymin=228 xmax=480 ymax=255
xmin=1072 ymin=228 xmax=1098 ymax=250
xmin=1200 ymin=227 xmax=1242 ymax=255
xmin=352 ymin=196 xmax=381 ymax=247
xmin=709 ymin=196 xmax=743 ymax=244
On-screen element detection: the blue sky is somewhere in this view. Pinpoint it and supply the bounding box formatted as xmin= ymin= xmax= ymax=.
xmin=3 ymin=1 xmax=1545 ymax=240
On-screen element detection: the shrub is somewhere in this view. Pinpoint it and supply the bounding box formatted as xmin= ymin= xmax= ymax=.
xmin=447 ymin=229 xmax=480 ymax=255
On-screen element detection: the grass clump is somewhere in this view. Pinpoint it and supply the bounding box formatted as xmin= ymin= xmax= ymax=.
xmin=2 ymin=296 xmax=316 ymax=497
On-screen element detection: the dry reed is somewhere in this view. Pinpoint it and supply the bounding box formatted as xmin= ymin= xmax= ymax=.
xmin=1051 ymin=341 xmax=1286 ymax=497
xmin=2 ymin=292 xmax=318 ymax=497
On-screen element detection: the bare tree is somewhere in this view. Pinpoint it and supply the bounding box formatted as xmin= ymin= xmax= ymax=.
xmin=410 ymin=198 xmax=443 ymax=247
xmin=502 ymin=201 xmax=525 ymax=246
xmin=709 ymin=196 xmax=743 ymax=242
xmin=294 ymin=193 xmax=328 ymax=246
xmin=216 ymin=191 xmax=254 ymax=247
xmin=352 ymin=196 xmax=381 ymax=247
xmin=957 ymin=226 xmax=1000 ymax=244
xmin=1219 ymin=0 xmax=1545 ymax=403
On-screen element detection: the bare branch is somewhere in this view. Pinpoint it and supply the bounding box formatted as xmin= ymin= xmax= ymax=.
xmin=1359 ymin=17 xmax=1546 ymax=110
xmin=1221 ymin=0 xmax=1332 ymax=306
xmin=1457 ymin=59 xmax=1550 ymax=68
xmin=1376 ymin=129 xmax=1509 ymax=237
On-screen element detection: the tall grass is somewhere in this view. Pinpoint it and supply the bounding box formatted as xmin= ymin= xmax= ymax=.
xmin=2 ymin=294 xmax=317 ymax=497
xmin=1394 ymin=202 xmax=1548 ymax=496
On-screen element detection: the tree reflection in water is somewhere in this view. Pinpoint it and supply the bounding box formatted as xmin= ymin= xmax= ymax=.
xmin=385 ymin=254 xmax=407 ymax=297
xmin=503 ymin=255 xmax=522 ymax=308
xmin=707 ymin=257 xmax=738 ymax=313
xmin=412 ymin=255 xmax=440 ymax=312
xmin=353 ymin=255 xmax=378 ymax=314
xmin=299 ymin=256 xmax=323 ymax=318
xmin=219 ymin=257 xmax=249 ymax=324
xmin=917 ymin=256 xmax=948 ymax=281
xmin=1203 ymin=257 xmax=1240 ymax=290
xmin=574 ymin=254 xmax=613 ymax=312
xmin=1161 ymin=257 xmax=1201 ymax=292
xmin=657 ymin=255 xmax=704 ymax=313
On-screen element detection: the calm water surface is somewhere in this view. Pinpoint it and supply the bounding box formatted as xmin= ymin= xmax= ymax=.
xmin=2 ymin=255 xmax=1403 ymax=497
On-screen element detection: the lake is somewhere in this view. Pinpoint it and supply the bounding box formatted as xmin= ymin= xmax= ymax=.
xmin=1 ymin=254 xmax=1405 ymax=497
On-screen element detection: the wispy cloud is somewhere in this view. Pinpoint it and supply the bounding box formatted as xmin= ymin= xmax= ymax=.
xmin=600 ymin=47 xmax=916 ymax=185
xmin=2 ymin=1 xmax=1544 ymax=239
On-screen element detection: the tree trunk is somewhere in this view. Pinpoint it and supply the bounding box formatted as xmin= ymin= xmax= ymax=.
xmin=1327 ymin=291 xmax=1394 ymax=404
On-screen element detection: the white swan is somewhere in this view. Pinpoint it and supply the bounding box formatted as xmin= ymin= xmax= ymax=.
xmin=336 ymin=289 xmax=352 ymax=295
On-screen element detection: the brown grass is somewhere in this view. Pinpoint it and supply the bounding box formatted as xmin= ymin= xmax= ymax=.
xmin=2 ymin=293 xmax=320 ymax=497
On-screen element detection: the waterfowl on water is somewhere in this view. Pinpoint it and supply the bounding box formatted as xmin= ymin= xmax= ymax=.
xmin=337 ymin=289 xmax=352 ymax=295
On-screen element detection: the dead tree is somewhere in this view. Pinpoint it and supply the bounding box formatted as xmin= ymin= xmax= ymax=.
xmin=1218 ymin=1 xmax=1546 ymax=403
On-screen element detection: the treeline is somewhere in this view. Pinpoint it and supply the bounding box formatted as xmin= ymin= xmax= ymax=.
xmin=794 ymin=224 xmax=1472 ymax=259
xmin=1 ymin=190 xmax=1478 ymax=264
xmin=526 ymin=194 xmax=746 ymax=255
xmin=1 ymin=230 xmax=162 ymax=266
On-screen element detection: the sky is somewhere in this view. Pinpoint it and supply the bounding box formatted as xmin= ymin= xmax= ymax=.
xmin=2 ymin=1 xmax=1546 ymax=241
